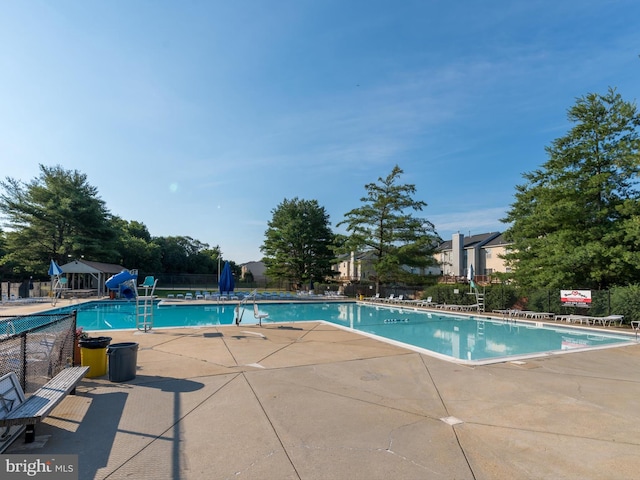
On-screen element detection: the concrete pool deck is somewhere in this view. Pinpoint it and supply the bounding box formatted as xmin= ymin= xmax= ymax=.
xmin=3 ymin=300 xmax=640 ymax=479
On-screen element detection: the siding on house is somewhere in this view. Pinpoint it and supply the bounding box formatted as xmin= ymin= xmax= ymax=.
xmin=436 ymin=232 xmax=510 ymax=278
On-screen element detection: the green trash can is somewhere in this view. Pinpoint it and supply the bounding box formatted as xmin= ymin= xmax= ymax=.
xmin=107 ymin=342 xmax=139 ymax=382
xmin=79 ymin=336 xmax=112 ymax=378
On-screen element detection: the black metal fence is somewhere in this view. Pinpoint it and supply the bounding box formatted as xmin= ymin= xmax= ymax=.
xmin=0 ymin=311 xmax=77 ymax=394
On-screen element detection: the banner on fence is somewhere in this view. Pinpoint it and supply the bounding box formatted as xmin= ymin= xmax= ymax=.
xmin=560 ymin=289 xmax=592 ymax=307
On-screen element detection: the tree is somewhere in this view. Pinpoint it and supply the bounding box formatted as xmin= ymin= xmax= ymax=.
xmin=110 ymin=217 xmax=162 ymax=272
xmin=338 ymin=165 xmax=440 ymax=293
xmin=0 ymin=164 xmax=117 ymax=275
xmin=502 ymin=88 xmax=640 ymax=290
xmin=152 ymin=236 xmax=218 ymax=274
xmin=261 ymin=198 xmax=335 ymax=289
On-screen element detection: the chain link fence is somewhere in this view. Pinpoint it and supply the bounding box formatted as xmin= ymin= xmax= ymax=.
xmin=0 ymin=312 xmax=77 ymax=394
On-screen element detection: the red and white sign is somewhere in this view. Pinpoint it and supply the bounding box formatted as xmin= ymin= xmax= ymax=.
xmin=560 ymin=290 xmax=592 ymax=306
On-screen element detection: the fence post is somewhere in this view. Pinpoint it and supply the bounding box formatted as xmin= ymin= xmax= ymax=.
xmin=20 ymin=334 xmax=27 ymax=392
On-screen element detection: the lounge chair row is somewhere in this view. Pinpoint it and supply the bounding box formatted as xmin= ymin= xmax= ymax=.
xmin=553 ymin=314 xmax=624 ymax=327
xmin=167 ymin=291 xmax=243 ymax=301
xmin=165 ymin=291 xmax=310 ymax=302
xmin=364 ymin=294 xmax=481 ymax=311
xmin=491 ymin=310 xmax=624 ymax=326
xmin=365 ymin=293 xmax=421 ymax=305
xmin=1 ymin=295 xmax=50 ymax=306
xmin=435 ymin=303 xmax=481 ymax=312
xmin=492 ymin=309 xmax=554 ymax=320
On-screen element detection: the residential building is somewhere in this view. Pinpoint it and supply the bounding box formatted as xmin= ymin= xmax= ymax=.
xmin=332 ymin=251 xmax=440 ymax=284
xmin=482 ymin=233 xmax=512 ymax=276
xmin=332 ymin=251 xmax=377 ymax=284
xmin=436 ymin=232 xmax=511 ymax=283
xmin=331 ymin=232 xmax=511 ymax=286
xmin=240 ymin=261 xmax=267 ymax=283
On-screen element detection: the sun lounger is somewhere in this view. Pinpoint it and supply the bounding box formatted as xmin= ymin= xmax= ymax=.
xmin=517 ymin=311 xmax=554 ymax=319
xmin=459 ymin=304 xmax=480 ymax=312
xmin=421 ymin=297 xmax=435 ymax=307
xmin=555 ymin=314 xmax=590 ymax=324
xmin=438 ymin=304 xmax=462 ymax=311
xmin=588 ymin=315 xmax=624 ymax=327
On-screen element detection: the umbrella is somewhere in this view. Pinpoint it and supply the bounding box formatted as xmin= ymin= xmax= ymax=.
xmin=219 ymin=261 xmax=235 ymax=294
xmin=48 ymin=259 xmax=63 ymax=276
xmin=467 ymin=264 xmax=475 ymax=290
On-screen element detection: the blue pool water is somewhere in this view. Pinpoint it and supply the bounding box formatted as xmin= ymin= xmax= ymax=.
xmin=65 ymin=300 xmax=635 ymax=364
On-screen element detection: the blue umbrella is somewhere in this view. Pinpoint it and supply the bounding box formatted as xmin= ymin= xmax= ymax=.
xmin=219 ymin=261 xmax=235 ymax=294
xmin=48 ymin=259 xmax=63 ymax=276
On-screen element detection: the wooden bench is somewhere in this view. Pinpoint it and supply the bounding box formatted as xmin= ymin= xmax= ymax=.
xmin=0 ymin=366 xmax=89 ymax=446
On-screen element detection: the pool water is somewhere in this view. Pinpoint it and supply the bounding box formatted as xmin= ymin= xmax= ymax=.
xmin=71 ymin=301 xmax=635 ymax=364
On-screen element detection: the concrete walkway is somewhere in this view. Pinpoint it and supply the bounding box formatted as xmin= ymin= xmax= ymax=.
xmin=4 ymin=316 xmax=640 ymax=479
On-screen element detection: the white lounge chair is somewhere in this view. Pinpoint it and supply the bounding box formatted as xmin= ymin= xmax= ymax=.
xmin=589 ymin=315 xmax=624 ymax=327
xmin=419 ymin=297 xmax=434 ymax=307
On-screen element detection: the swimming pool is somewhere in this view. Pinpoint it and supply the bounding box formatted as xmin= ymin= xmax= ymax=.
xmin=67 ymin=300 xmax=637 ymax=365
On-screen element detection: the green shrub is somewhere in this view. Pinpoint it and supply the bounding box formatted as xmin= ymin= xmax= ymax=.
xmin=422 ymin=284 xmax=478 ymax=306
xmin=609 ymin=285 xmax=640 ymax=325
xmin=483 ymin=284 xmax=519 ymax=311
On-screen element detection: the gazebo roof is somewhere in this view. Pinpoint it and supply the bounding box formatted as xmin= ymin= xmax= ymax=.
xmin=60 ymin=259 xmax=126 ymax=275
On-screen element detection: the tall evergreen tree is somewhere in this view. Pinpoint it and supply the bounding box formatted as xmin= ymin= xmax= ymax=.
xmin=502 ymin=88 xmax=640 ymax=289
xmin=0 ymin=164 xmax=117 ymax=274
xmin=338 ymin=165 xmax=440 ymax=292
xmin=261 ymin=198 xmax=335 ymax=289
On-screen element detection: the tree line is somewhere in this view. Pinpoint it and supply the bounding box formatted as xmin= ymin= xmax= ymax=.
xmin=1 ymin=87 xmax=639 ymax=292
xmin=0 ymin=165 xmax=225 ymax=280
xmin=0 ymin=163 xmax=441 ymax=287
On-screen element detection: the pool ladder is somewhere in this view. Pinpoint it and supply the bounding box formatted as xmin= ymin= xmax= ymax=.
xmin=477 ymin=320 xmax=485 ymax=340
xmin=476 ymin=292 xmax=485 ymax=312
xmin=136 ymin=276 xmax=158 ymax=332
xmin=234 ymin=289 xmax=258 ymax=325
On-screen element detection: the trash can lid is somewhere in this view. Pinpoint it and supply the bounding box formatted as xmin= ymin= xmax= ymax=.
xmin=107 ymin=342 xmax=139 ymax=351
xmin=79 ymin=336 xmax=112 ymax=349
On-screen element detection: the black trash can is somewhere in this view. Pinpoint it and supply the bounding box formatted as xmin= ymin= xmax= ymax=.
xmin=107 ymin=342 xmax=139 ymax=382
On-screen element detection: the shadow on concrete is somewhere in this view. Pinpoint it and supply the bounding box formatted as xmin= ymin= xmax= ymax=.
xmin=203 ymin=332 xmax=223 ymax=338
xmin=25 ymin=375 xmax=205 ymax=479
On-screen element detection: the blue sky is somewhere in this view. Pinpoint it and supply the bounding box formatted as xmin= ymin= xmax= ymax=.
xmin=1 ymin=1 xmax=639 ymax=264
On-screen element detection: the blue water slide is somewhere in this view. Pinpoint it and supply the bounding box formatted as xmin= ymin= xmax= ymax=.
xmin=106 ymin=270 xmax=138 ymax=299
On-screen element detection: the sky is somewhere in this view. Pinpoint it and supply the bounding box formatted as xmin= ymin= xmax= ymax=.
xmin=1 ymin=1 xmax=639 ymax=264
